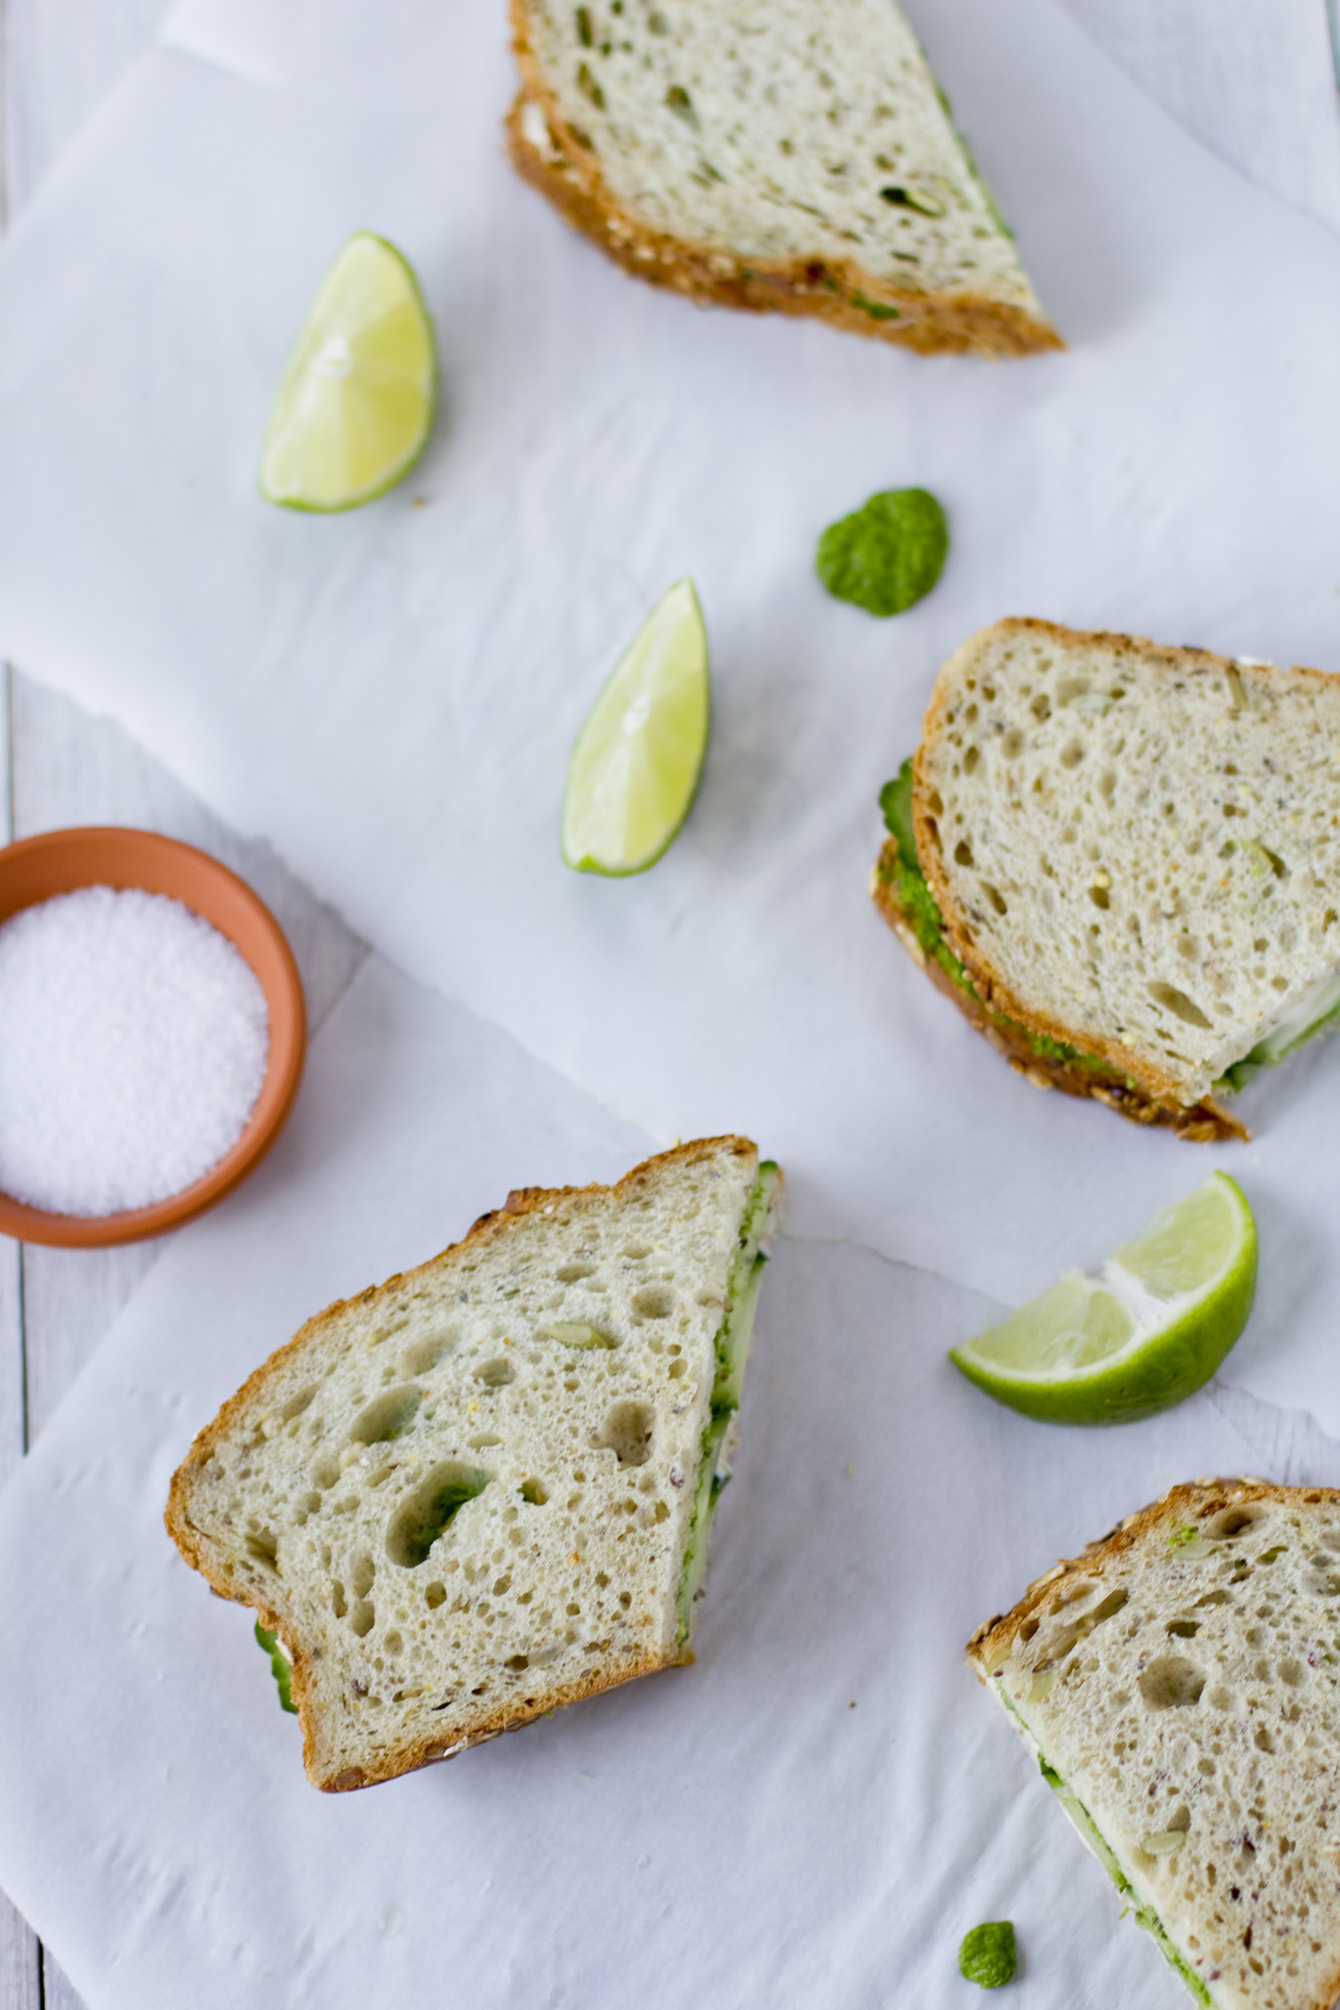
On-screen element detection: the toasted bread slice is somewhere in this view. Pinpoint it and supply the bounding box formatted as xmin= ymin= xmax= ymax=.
xmin=969 ymin=1479 xmax=1340 ymax=2010
xmin=505 ymin=0 xmax=1060 ymax=358
xmin=166 ymin=1137 xmax=781 ymax=1791
xmin=873 ymin=619 xmax=1340 ymax=1133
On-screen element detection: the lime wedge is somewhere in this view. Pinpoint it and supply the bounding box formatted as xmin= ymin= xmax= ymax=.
xmin=561 ymin=580 xmax=710 ymax=876
xmin=950 ymin=1173 xmax=1257 ymax=1425
xmin=260 ymin=233 xmax=437 ymax=512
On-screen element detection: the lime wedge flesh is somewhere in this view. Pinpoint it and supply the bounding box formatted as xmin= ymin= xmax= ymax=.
xmin=260 ymin=232 xmax=436 ymax=512
xmin=950 ymin=1173 xmax=1257 ymax=1425
xmin=1111 ymin=1177 xmax=1241 ymax=1296
xmin=561 ymin=579 xmax=710 ymax=876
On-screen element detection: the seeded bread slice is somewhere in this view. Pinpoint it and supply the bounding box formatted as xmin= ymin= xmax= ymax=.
xmin=907 ymin=619 xmax=1340 ymax=1122
xmin=505 ymin=0 xmax=1060 ymax=358
xmin=869 ymin=839 xmax=1245 ymax=1141
xmin=165 ymin=1136 xmax=782 ymax=1791
xmin=969 ymin=1479 xmax=1340 ymax=2010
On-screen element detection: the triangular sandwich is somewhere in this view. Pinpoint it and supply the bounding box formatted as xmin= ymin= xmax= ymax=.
xmin=970 ymin=1479 xmax=1340 ymax=2009
xmin=506 ymin=0 xmax=1059 ymax=357
xmin=873 ymin=619 xmax=1340 ymax=1139
xmin=166 ymin=1136 xmax=781 ymax=1790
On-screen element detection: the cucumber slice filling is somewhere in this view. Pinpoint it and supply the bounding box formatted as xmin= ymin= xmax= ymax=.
xmin=1216 ymin=964 xmax=1340 ymax=1091
xmin=996 ymin=1686 xmax=1213 ymax=2006
xmin=255 ymin=1621 xmax=297 ymax=1714
xmin=675 ymin=1163 xmax=779 ymax=1645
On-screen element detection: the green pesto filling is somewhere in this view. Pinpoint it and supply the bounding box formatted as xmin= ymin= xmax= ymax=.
xmin=675 ymin=1163 xmax=778 ymax=1645
xmin=997 ymin=1685 xmax=1212 ymax=2008
xmin=878 ymin=763 xmax=1115 ymax=1079
xmin=255 ymin=1621 xmax=297 ymax=1714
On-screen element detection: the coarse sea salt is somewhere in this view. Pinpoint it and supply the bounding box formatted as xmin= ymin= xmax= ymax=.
xmin=0 ymin=885 xmax=270 ymax=1217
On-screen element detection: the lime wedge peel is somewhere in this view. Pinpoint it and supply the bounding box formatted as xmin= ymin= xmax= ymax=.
xmin=950 ymin=1174 xmax=1257 ymax=1426
xmin=260 ymin=232 xmax=437 ymax=513
xmin=561 ymin=579 xmax=711 ymax=877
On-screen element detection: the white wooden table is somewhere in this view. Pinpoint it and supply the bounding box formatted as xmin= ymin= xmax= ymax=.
xmin=1 ymin=7 xmax=1337 ymax=2008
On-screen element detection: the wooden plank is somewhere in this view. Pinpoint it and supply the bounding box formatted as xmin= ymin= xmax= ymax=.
xmin=0 ymin=665 xmax=27 ymax=1493
xmin=0 ymin=1906 xmax=41 ymax=2010
xmin=1 ymin=660 xmax=10 ymax=835
xmin=0 ymin=666 xmax=42 ymax=2010
xmin=0 ymin=1195 xmax=22 ymax=1492
xmin=21 ymin=1240 xmax=164 ymax=1444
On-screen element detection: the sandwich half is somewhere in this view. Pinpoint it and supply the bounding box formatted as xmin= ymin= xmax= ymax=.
xmin=166 ymin=1136 xmax=782 ymax=1790
xmin=873 ymin=619 xmax=1340 ymax=1139
xmin=969 ymin=1479 xmax=1340 ymax=2010
xmin=505 ymin=0 xmax=1060 ymax=357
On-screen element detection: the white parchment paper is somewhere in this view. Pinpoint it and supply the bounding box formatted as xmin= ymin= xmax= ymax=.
xmin=1056 ymin=0 xmax=1340 ymax=235
xmin=0 ymin=953 xmax=1325 ymax=2010
xmin=0 ymin=0 xmax=1338 ymax=1422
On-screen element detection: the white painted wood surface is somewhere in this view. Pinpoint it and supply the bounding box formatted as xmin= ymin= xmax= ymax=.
xmin=0 ymin=6 xmax=1337 ymax=2009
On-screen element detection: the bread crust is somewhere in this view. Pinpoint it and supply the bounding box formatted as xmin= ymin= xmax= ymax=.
xmin=909 ymin=616 xmax=1336 ymax=1124
xmin=871 ymin=838 xmax=1246 ymax=1142
xmin=165 ymin=1134 xmax=762 ymax=1791
xmin=965 ymin=1477 xmax=1323 ymax=1673
xmin=503 ymin=24 xmax=1063 ymax=360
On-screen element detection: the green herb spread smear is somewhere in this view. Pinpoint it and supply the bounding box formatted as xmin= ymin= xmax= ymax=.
xmin=816 ymin=489 xmax=947 ymax=617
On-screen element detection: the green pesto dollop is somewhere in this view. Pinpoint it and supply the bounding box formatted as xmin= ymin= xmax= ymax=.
xmin=958 ymin=1920 xmax=1017 ymax=1989
xmin=816 ymin=487 xmax=948 ymax=617
xmin=255 ymin=1620 xmax=298 ymax=1714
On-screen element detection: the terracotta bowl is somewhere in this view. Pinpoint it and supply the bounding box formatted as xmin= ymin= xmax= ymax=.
xmin=0 ymin=827 xmax=306 ymax=1248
